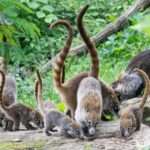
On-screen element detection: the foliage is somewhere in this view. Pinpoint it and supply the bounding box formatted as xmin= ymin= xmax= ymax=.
xmin=0 ymin=0 xmax=150 ymax=110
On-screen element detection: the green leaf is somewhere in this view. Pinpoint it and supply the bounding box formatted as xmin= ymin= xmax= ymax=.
xmin=44 ymin=14 xmax=57 ymax=23
xmin=36 ymin=11 xmax=45 ymax=18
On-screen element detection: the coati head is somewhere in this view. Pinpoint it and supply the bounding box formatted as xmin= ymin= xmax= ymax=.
xmin=63 ymin=118 xmax=81 ymax=138
xmin=119 ymin=108 xmax=136 ymax=137
xmin=112 ymin=72 xmax=143 ymax=102
xmin=83 ymin=111 xmax=100 ymax=136
xmin=31 ymin=111 xmax=44 ymax=129
xmin=81 ymin=93 xmax=101 ymax=137
xmin=102 ymin=85 xmax=120 ymax=115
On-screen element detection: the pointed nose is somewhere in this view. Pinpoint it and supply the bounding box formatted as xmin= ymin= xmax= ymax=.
xmin=89 ymin=127 xmax=96 ymax=136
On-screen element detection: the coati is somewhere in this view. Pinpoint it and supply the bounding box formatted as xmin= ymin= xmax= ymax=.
xmin=0 ymin=70 xmax=44 ymax=131
xmin=119 ymin=68 xmax=150 ymax=137
xmin=75 ymin=5 xmax=102 ymax=137
xmin=35 ymin=69 xmax=81 ymax=138
xmin=112 ymin=50 xmax=150 ymax=102
xmin=52 ymin=7 xmax=119 ymax=119
xmin=0 ymin=57 xmax=16 ymax=106
xmin=0 ymin=57 xmax=17 ymax=130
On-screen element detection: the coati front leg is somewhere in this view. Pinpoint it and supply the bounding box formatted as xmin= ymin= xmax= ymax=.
xmin=22 ymin=120 xmax=36 ymax=130
xmin=13 ymin=117 xmax=20 ymax=131
xmin=4 ymin=119 xmax=13 ymax=131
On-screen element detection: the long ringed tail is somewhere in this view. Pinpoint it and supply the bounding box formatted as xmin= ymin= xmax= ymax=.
xmin=0 ymin=70 xmax=8 ymax=110
xmin=77 ymin=5 xmax=99 ymax=78
xmin=134 ymin=68 xmax=150 ymax=109
xmin=35 ymin=70 xmax=45 ymax=114
xmin=50 ymin=20 xmax=73 ymax=89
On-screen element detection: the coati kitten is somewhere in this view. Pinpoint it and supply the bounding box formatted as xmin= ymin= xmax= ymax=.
xmin=0 ymin=70 xmax=44 ymax=131
xmin=119 ymin=68 xmax=150 ymax=137
xmin=52 ymin=7 xmax=119 ymax=119
xmin=75 ymin=5 xmax=102 ymax=137
xmin=112 ymin=50 xmax=150 ymax=102
xmin=35 ymin=69 xmax=81 ymax=138
xmin=0 ymin=57 xmax=17 ymax=130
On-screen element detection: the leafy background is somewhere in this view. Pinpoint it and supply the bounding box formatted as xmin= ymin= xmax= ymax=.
xmin=0 ymin=0 xmax=150 ymax=110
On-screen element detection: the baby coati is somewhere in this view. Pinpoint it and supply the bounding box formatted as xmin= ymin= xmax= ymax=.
xmin=75 ymin=5 xmax=102 ymax=137
xmin=0 ymin=70 xmax=44 ymax=131
xmin=52 ymin=7 xmax=119 ymax=119
xmin=35 ymin=69 xmax=81 ymax=138
xmin=0 ymin=57 xmax=17 ymax=130
xmin=119 ymin=68 xmax=150 ymax=137
xmin=112 ymin=50 xmax=150 ymax=102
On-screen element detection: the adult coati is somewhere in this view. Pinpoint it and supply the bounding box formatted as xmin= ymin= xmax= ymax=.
xmin=35 ymin=69 xmax=81 ymax=138
xmin=0 ymin=70 xmax=44 ymax=131
xmin=0 ymin=57 xmax=17 ymax=130
xmin=75 ymin=5 xmax=102 ymax=137
xmin=52 ymin=6 xmax=119 ymax=119
xmin=119 ymin=68 xmax=150 ymax=137
xmin=112 ymin=50 xmax=150 ymax=102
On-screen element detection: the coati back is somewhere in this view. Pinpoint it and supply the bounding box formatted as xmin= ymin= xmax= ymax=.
xmin=119 ymin=68 xmax=150 ymax=137
xmin=112 ymin=50 xmax=150 ymax=102
xmin=0 ymin=70 xmax=44 ymax=131
xmin=35 ymin=69 xmax=81 ymax=138
xmin=75 ymin=5 xmax=102 ymax=137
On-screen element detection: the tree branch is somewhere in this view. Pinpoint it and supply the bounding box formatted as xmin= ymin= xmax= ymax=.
xmin=41 ymin=0 xmax=150 ymax=73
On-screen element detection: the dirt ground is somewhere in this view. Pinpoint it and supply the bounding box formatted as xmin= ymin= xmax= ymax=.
xmin=0 ymin=121 xmax=150 ymax=150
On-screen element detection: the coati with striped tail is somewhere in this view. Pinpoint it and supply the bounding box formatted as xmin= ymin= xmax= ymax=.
xmin=119 ymin=68 xmax=150 ymax=137
xmin=0 ymin=57 xmax=17 ymax=130
xmin=52 ymin=6 xmax=119 ymax=119
xmin=75 ymin=5 xmax=102 ymax=137
xmin=0 ymin=70 xmax=44 ymax=131
xmin=35 ymin=67 xmax=81 ymax=138
xmin=112 ymin=50 xmax=150 ymax=102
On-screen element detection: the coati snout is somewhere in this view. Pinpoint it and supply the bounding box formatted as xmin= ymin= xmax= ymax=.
xmin=31 ymin=111 xmax=44 ymax=129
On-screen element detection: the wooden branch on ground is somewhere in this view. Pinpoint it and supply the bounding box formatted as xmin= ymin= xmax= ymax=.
xmin=41 ymin=0 xmax=150 ymax=73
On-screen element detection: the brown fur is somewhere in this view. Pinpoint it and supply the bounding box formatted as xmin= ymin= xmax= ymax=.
xmin=52 ymin=8 xmax=119 ymax=119
xmin=0 ymin=70 xmax=44 ymax=131
xmin=119 ymin=68 xmax=150 ymax=137
xmin=35 ymin=70 xmax=55 ymax=113
xmin=75 ymin=5 xmax=102 ymax=137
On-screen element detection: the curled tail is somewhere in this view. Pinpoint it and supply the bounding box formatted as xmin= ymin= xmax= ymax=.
xmin=134 ymin=68 xmax=150 ymax=109
xmin=35 ymin=70 xmax=45 ymax=114
xmin=0 ymin=70 xmax=8 ymax=110
xmin=77 ymin=5 xmax=99 ymax=78
xmin=50 ymin=20 xmax=73 ymax=89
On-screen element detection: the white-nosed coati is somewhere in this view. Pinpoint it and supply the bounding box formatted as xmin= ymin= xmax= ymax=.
xmin=52 ymin=6 xmax=119 ymax=119
xmin=0 ymin=57 xmax=17 ymax=130
xmin=119 ymin=68 xmax=150 ymax=137
xmin=35 ymin=68 xmax=81 ymax=138
xmin=112 ymin=50 xmax=150 ymax=102
xmin=0 ymin=70 xmax=44 ymax=131
xmin=75 ymin=5 xmax=102 ymax=137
